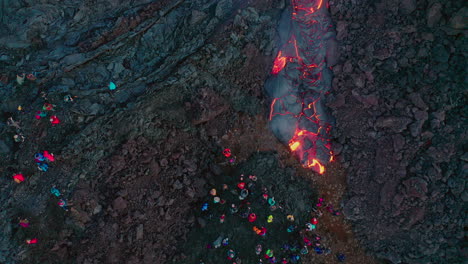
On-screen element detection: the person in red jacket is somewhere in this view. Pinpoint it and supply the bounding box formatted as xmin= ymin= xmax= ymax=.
xmin=13 ymin=174 xmax=25 ymax=183
xmin=248 ymin=213 xmax=257 ymax=222
xmin=42 ymin=103 xmax=55 ymax=111
xmin=43 ymin=150 xmax=55 ymax=162
xmin=50 ymin=115 xmax=60 ymax=125
xmin=19 ymin=218 xmax=30 ymax=228
xmin=26 ymin=238 xmax=38 ymax=244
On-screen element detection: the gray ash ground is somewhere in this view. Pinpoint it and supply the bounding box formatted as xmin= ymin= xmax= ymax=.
xmin=0 ymin=0 xmax=466 ymax=264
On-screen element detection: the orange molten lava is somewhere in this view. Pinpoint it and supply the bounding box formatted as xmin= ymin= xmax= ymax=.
xmin=271 ymin=51 xmax=287 ymax=75
xmin=269 ymin=0 xmax=332 ymax=174
xmin=317 ymin=0 xmax=323 ymax=10
xmin=289 ymin=141 xmax=300 ymax=151
xmin=288 ymin=128 xmax=329 ymax=174
xmin=306 ymin=158 xmax=325 ymax=174
xmin=293 ymin=0 xmax=323 ymax=15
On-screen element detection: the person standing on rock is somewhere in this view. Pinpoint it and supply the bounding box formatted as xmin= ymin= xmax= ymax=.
xmin=7 ymin=117 xmax=21 ymax=130
xmin=35 ymin=111 xmax=47 ymax=120
xmin=227 ymin=249 xmax=235 ymax=260
xmin=248 ymin=213 xmax=257 ymax=222
xmin=50 ymin=115 xmax=60 ymax=125
xmin=19 ymin=218 xmax=30 ymax=228
xmin=42 ymin=150 xmax=55 ymax=162
xmin=13 ymin=134 xmax=25 ymax=143
xmin=64 ymin=95 xmax=75 ymax=102
xmin=42 ymin=103 xmax=55 ymax=111
xmin=255 ymin=244 xmax=262 ymax=255
xmin=16 ymin=73 xmax=25 ymax=85
xmin=50 ymin=186 xmax=61 ymax=197
xmin=26 ymin=238 xmax=38 ymax=244
xmin=58 ymin=199 xmax=69 ymax=211
xmin=13 ymin=174 xmax=25 ymax=183
xmin=37 ymin=162 xmax=48 ymax=172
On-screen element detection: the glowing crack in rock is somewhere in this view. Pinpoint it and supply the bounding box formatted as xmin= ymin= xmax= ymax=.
xmin=271 ymin=51 xmax=288 ymax=75
xmin=265 ymin=0 xmax=337 ymax=174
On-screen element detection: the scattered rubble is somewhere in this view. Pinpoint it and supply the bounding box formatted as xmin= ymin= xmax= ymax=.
xmin=329 ymin=0 xmax=466 ymax=263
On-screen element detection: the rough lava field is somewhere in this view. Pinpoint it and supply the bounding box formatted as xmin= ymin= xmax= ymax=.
xmin=0 ymin=0 xmax=466 ymax=264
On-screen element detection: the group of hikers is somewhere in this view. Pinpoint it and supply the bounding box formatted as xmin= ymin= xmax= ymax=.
xmin=7 ymin=72 xmax=75 ymax=245
xmin=196 ymin=150 xmax=346 ymax=263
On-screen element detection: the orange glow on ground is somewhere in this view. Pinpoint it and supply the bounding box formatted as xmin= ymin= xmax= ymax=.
xmin=293 ymin=0 xmax=324 ymax=15
xmin=269 ymin=0 xmax=333 ymax=174
xmin=307 ymin=159 xmax=325 ymax=174
xmin=288 ymin=128 xmax=331 ymax=174
xmin=290 ymin=141 xmax=301 ymax=151
xmin=271 ymin=51 xmax=287 ymax=75
xmin=317 ymin=0 xmax=323 ymax=10
xmin=269 ymin=98 xmax=278 ymax=120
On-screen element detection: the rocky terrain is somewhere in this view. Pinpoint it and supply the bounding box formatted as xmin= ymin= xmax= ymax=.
xmin=0 ymin=0 xmax=466 ymax=264
xmin=328 ymin=0 xmax=466 ymax=263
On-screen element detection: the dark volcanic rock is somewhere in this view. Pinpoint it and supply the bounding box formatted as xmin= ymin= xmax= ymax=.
xmin=375 ymin=116 xmax=412 ymax=133
xmin=432 ymin=44 xmax=450 ymax=63
xmin=427 ymin=3 xmax=443 ymax=28
xmin=0 ymin=0 xmax=465 ymax=264
xmin=0 ymin=0 xmax=281 ymax=263
xmin=400 ymin=0 xmax=416 ymax=15
xmin=0 ymin=140 xmax=10 ymax=154
xmin=112 ymin=197 xmax=128 ymax=211
xmin=329 ymin=0 xmax=466 ymax=263
xmin=449 ymin=7 xmax=468 ymax=29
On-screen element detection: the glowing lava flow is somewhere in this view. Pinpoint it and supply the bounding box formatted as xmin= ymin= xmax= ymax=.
xmin=265 ymin=0 xmax=337 ymax=174
xmin=272 ymin=51 xmax=287 ymax=75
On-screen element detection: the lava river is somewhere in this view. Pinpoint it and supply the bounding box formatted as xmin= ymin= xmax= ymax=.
xmin=265 ymin=0 xmax=338 ymax=174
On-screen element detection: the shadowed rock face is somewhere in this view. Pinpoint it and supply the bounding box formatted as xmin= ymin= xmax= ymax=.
xmin=265 ymin=0 xmax=338 ymax=174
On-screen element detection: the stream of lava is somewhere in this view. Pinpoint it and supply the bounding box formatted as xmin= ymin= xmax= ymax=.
xmin=266 ymin=0 xmax=336 ymax=174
